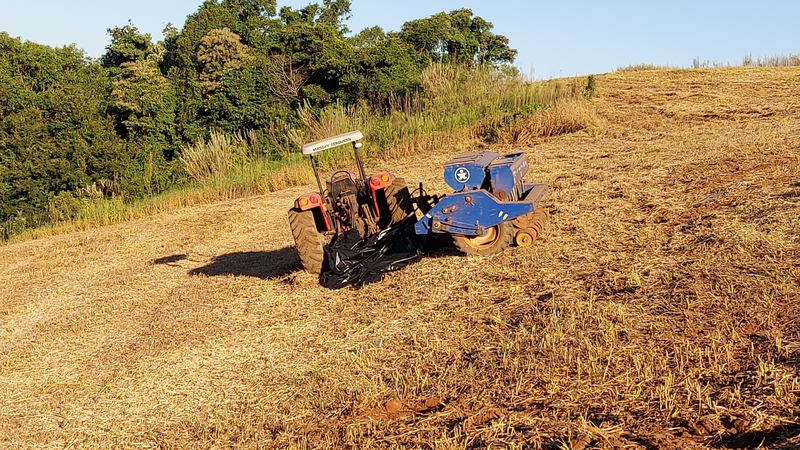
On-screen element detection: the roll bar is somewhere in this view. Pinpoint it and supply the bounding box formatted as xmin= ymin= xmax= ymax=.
xmin=302 ymin=130 xmax=368 ymax=200
xmin=301 ymin=130 xmax=364 ymax=156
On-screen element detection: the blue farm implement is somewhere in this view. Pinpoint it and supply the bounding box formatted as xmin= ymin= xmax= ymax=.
xmin=414 ymin=150 xmax=549 ymax=256
xmin=288 ymin=130 xmax=548 ymax=274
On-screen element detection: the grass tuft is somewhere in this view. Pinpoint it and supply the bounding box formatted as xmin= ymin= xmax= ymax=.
xmin=742 ymin=53 xmax=800 ymax=67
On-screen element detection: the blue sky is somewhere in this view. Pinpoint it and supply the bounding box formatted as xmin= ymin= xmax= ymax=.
xmin=1 ymin=1 xmax=798 ymax=79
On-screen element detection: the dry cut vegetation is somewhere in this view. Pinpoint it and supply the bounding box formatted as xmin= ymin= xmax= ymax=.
xmin=1 ymin=66 xmax=799 ymax=449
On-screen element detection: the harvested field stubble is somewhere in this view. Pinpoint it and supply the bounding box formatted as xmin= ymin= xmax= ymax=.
xmin=2 ymin=67 xmax=800 ymax=449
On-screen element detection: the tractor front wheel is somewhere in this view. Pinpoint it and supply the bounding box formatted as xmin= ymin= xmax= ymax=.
xmin=288 ymin=208 xmax=328 ymax=274
xmin=453 ymin=221 xmax=514 ymax=256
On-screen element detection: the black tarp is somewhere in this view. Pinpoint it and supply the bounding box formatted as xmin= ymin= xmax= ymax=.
xmin=320 ymin=217 xmax=424 ymax=289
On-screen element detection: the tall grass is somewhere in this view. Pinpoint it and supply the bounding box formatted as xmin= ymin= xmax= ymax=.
xmin=7 ymin=158 xmax=316 ymax=243
xmin=617 ymin=53 xmax=800 ymax=73
xmin=180 ymin=129 xmax=255 ymax=182
xmin=742 ymin=53 xmax=800 ymax=67
xmin=616 ymin=63 xmax=679 ymax=72
xmin=3 ymin=64 xmax=596 ymax=244
xmin=293 ymin=63 xmax=596 ymax=157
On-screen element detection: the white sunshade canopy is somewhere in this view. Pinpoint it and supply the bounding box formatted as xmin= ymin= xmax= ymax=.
xmin=301 ymin=130 xmax=364 ymax=156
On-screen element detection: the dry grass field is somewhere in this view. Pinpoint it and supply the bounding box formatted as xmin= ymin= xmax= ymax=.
xmin=2 ymin=67 xmax=799 ymax=449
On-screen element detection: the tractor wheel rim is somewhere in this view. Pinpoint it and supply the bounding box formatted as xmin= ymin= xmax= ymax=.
xmin=467 ymin=226 xmax=499 ymax=248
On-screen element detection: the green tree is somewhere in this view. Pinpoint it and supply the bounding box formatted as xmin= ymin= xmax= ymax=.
xmin=342 ymin=28 xmax=425 ymax=106
xmin=101 ymin=23 xmax=155 ymax=69
xmin=161 ymin=0 xmax=286 ymax=139
xmin=197 ymin=27 xmax=250 ymax=95
xmin=0 ymin=33 xmax=129 ymax=225
xmin=319 ymin=0 xmax=352 ymax=30
xmin=103 ymin=25 xmax=181 ymax=194
xmin=273 ymin=1 xmax=357 ymax=105
xmin=399 ymin=9 xmax=517 ymax=67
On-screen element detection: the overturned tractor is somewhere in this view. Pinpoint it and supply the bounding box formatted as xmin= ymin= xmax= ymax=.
xmin=288 ymin=130 xmax=549 ymax=275
xmin=287 ymin=131 xmax=415 ymax=273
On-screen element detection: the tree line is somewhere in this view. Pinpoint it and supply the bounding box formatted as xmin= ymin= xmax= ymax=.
xmin=0 ymin=0 xmax=516 ymax=235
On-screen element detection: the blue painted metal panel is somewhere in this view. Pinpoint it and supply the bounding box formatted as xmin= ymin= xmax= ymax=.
xmin=520 ymin=183 xmax=548 ymax=204
xmin=442 ymin=151 xmax=499 ymax=191
xmin=416 ymin=150 xmax=548 ymax=237
xmin=487 ymin=152 xmax=529 ymax=201
xmin=415 ymin=190 xmax=537 ymax=236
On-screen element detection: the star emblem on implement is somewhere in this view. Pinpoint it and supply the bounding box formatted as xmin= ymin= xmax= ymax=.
xmin=455 ymin=167 xmax=470 ymax=183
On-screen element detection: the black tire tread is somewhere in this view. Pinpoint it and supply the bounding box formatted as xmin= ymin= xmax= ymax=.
xmin=382 ymin=178 xmax=414 ymax=226
xmin=288 ymin=208 xmax=326 ymax=274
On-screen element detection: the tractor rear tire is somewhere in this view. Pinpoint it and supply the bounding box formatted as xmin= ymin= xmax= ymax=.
xmin=453 ymin=221 xmax=515 ymax=256
xmin=288 ymin=208 xmax=327 ymax=274
xmin=382 ymin=178 xmax=414 ymax=227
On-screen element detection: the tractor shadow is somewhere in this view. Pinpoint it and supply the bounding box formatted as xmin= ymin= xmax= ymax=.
xmin=151 ymin=231 xmax=459 ymax=283
xmin=154 ymin=248 xmax=299 ymax=280
xmin=417 ymin=234 xmax=461 ymax=258
xmin=189 ymin=248 xmax=298 ymax=279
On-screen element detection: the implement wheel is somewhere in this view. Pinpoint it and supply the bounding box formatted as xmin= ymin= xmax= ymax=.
xmin=513 ymin=206 xmax=549 ymax=245
xmin=515 ymin=231 xmax=534 ymax=247
xmin=526 ymin=206 xmax=549 ymax=238
xmin=453 ymin=221 xmax=514 ymax=256
xmin=381 ymin=178 xmax=414 ymax=227
xmin=288 ymin=208 xmax=327 ymax=274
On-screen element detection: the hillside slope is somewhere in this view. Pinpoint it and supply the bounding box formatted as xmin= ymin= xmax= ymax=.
xmin=2 ymin=67 xmax=799 ymax=449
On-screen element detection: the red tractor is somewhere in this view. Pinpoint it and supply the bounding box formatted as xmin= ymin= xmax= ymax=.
xmin=288 ymin=131 xmax=414 ymax=273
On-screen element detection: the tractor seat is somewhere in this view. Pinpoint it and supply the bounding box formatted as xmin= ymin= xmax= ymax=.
xmin=330 ymin=172 xmax=358 ymax=198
